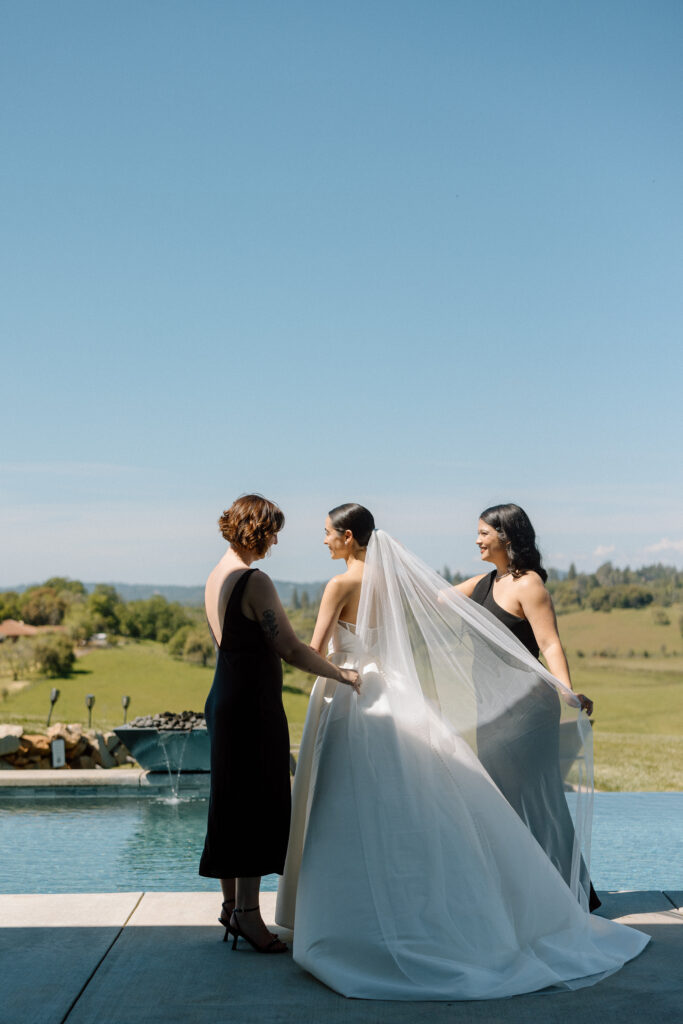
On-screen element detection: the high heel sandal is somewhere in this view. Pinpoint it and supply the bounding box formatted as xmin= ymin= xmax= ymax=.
xmin=218 ymin=898 xmax=237 ymax=942
xmin=230 ymin=906 xmax=288 ymax=954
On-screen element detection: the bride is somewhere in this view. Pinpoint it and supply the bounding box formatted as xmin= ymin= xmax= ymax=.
xmin=275 ymin=503 xmax=649 ymax=1001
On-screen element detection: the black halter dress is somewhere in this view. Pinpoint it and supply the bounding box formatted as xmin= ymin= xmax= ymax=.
xmin=471 ymin=570 xmax=600 ymax=912
xmin=199 ymin=568 xmax=291 ymax=879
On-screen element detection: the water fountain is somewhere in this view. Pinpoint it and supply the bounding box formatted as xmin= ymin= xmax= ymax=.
xmin=156 ymin=730 xmax=191 ymax=804
xmin=114 ymin=711 xmax=211 ymax=798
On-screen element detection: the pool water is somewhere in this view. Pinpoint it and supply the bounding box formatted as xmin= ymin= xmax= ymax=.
xmin=1 ymin=792 xmax=681 ymax=895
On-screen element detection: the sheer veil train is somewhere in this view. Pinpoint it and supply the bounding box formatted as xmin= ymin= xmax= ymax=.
xmin=276 ymin=530 xmax=648 ymax=1000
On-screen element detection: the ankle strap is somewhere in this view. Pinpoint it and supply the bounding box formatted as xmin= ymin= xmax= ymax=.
xmin=234 ymin=905 xmax=260 ymax=913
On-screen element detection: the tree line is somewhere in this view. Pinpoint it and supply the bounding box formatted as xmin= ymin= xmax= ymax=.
xmin=0 ymin=577 xmax=213 ymax=678
xmin=441 ymin=561 xmax=683 ymax=614
xmin=2 ymin=562 xmax=681 ymax=681
xmin=545 ymin=562 xmax=682 ymax=613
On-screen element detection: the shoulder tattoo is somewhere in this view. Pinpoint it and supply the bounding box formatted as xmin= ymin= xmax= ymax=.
xmin=261 ymin=609 xmax=279 ymax=642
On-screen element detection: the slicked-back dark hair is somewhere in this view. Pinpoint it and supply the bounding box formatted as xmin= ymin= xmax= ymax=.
xmin=479 ymin=503 xmax=547 ymax=582
xmin=328 ymin=502 xmax=375 ymax=547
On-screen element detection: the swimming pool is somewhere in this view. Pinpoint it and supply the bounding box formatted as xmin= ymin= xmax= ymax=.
xmin=1 ymin=792 xmax=681 ymax=895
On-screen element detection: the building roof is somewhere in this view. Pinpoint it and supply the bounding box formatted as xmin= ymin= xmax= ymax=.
xmin=0 ymin=619 xmax=39 ymax=637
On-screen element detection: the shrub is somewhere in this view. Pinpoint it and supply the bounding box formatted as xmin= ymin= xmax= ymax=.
xmin=0 ymin=638 xmax=33 ymax=680
xmin=31 ymin=634 xmax=76 ymax=677
xmin=168 ymin=625 xmax=192 ymax=658
xmin=182 ymin=629 xmax=215 ymax=667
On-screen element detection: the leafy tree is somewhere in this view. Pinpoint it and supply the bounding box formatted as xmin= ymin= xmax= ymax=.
xmin=0 ymin=637 xmax=32 ymax=680
xmin=63 ymin=603 xmax=97 ymax=644
xmin=44 ymin=577 xmax=87 ymax=597
xmin=87 ymin=585 xmax=122 ymax=633
xmin=588 ymin=584 xmax=653 ymax=612
xmin=168 ymin=625 xmax=193 ymax=658
xmin=567 ymin=563 xmax=577 ymax=580
xmin=0 ymin=590 xmax=21 ymax=621
xmin=118 ymin=595 xmax=190 ymax=642
xmin=31 ymin=634 xmax=76 ymax=677
xmin=182 ymin=628 xmax=215 ymax=666
xmin=19 ymin=586 xmax=66 ymax=625
xmin=588 ymin=587 xmax=611 ymax=612
xmin=290 ymin=587 xmax=301 ymax=610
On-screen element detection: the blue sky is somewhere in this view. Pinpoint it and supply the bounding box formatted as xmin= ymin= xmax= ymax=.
xmin=2 ymin=0 xmax=681 ymax=584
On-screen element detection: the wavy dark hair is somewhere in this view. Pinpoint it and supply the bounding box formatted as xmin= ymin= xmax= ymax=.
xmin=479 ymin=503 xmax=547 ymax=582
xmin=328 ymin=502 xmax=375 ymax=547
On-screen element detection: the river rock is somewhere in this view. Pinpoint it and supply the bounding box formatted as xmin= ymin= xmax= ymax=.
xmin=47 ymin=722 xmax=67 ymax=739
xmin=72 ymin=754 xmax=97 ymax=769
xmin=95 ymin=732 xmax=117 ymax=768
xmin=0 ymin=724 xmax=23 ymax=738
xmin=127 ymin=710 xmax=206 ymax=731
xmin=66 ymin=737 xmax=89 ymax=760
xmin=0 ymin=724 xmax=23 ymax=757
xmin=22 ymin=734 xmax=52 ymax=756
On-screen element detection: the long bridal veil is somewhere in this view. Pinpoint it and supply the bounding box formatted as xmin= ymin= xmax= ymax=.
xmin=356 ymin=529 xmax=594 ymax=907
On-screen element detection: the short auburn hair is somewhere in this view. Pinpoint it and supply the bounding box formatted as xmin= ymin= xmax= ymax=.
xmin=218 ymin=494 xmax=284 ymax=556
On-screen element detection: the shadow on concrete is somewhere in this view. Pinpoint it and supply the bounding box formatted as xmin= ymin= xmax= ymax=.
xmin=0 ymin=891 xmax=680 ymax=1024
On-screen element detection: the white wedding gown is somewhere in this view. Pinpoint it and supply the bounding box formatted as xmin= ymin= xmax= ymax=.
xmin=277 ymin=532 xmax=649 ymax=1000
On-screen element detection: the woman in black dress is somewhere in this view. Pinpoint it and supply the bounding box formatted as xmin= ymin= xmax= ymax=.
xmin=454 ymin=503 xmax=600 ymax=911
xmin=199 ymin=494 xmax=359 ymax=953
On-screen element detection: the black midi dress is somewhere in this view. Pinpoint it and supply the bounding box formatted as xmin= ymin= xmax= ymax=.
xmin=199 ymin=568 xmax=291 ymax=879
xmin=471 ymin=569 xmax=600 ymax=911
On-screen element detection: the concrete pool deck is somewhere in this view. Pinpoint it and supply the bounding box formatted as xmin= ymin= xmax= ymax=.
xmin=1 ymin=890 xmax=681 ymax=1024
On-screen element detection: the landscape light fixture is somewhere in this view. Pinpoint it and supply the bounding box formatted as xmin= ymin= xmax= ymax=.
xmin=121 ymin=695 xmax=131 ymax=723
xmin=46 ymin=687 xmax=60 ymax=727
xmin=85 ymin=694 xmax=95 ymax=729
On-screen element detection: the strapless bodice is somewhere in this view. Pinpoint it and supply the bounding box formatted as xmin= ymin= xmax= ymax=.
xmin=329 ymin=620 xmax=361 ymax=658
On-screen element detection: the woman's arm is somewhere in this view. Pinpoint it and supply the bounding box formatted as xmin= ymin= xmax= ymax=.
xmin=246 ymin=572 xmax=360 ymax=692
xmin=452 ymin=573 xmax=487 ymax=597
xmin=518 ymin=577 xmax=593 ymax=714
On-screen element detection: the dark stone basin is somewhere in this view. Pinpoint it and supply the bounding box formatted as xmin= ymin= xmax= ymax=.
xmin=114 ymin=726 xmax=210 ymax=773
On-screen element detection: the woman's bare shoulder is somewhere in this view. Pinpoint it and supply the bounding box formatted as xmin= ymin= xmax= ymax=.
xmin=514 ymin=571 xmax=550 ymax=602
xmin=515 ymin=570 xmax=546 ymax=589
xmin=325 ymin=573 xmax=358 ymax=596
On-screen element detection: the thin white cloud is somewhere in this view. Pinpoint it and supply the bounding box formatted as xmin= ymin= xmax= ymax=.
xmin=644 ymin=538 xmax=683 ymax=554
xmin=593 ymin=545 xmax=616 ymax=557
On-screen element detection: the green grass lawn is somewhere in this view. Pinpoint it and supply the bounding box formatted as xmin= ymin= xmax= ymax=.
xmin=547 ymin=605 xmax=683 ymax=791
xmin=2 ymin=604 xmax=682 ymax=788
xmin=558 ymin=604 xmax=682 ymax=659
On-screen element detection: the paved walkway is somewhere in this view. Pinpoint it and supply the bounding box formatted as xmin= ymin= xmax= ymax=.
xmin=1 ymin=889 xmax=681 ymax=1024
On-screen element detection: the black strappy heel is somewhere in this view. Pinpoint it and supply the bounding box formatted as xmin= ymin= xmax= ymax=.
xmin=218 ymin=898 xmax=236 ymax=942
xmin=230 ymin=905 xmax=288 ymax=954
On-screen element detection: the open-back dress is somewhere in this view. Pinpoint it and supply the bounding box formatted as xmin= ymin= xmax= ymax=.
xmin=199 ymin=568 xmax=291 ymax=879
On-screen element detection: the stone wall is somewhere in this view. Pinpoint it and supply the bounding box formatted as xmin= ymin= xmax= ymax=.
xmin=0 ymin=722 xmax=133 ymax=770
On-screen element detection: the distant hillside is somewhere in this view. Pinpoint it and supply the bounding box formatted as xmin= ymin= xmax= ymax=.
xmin=2 ymin=580 xmax=328 ymax=607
